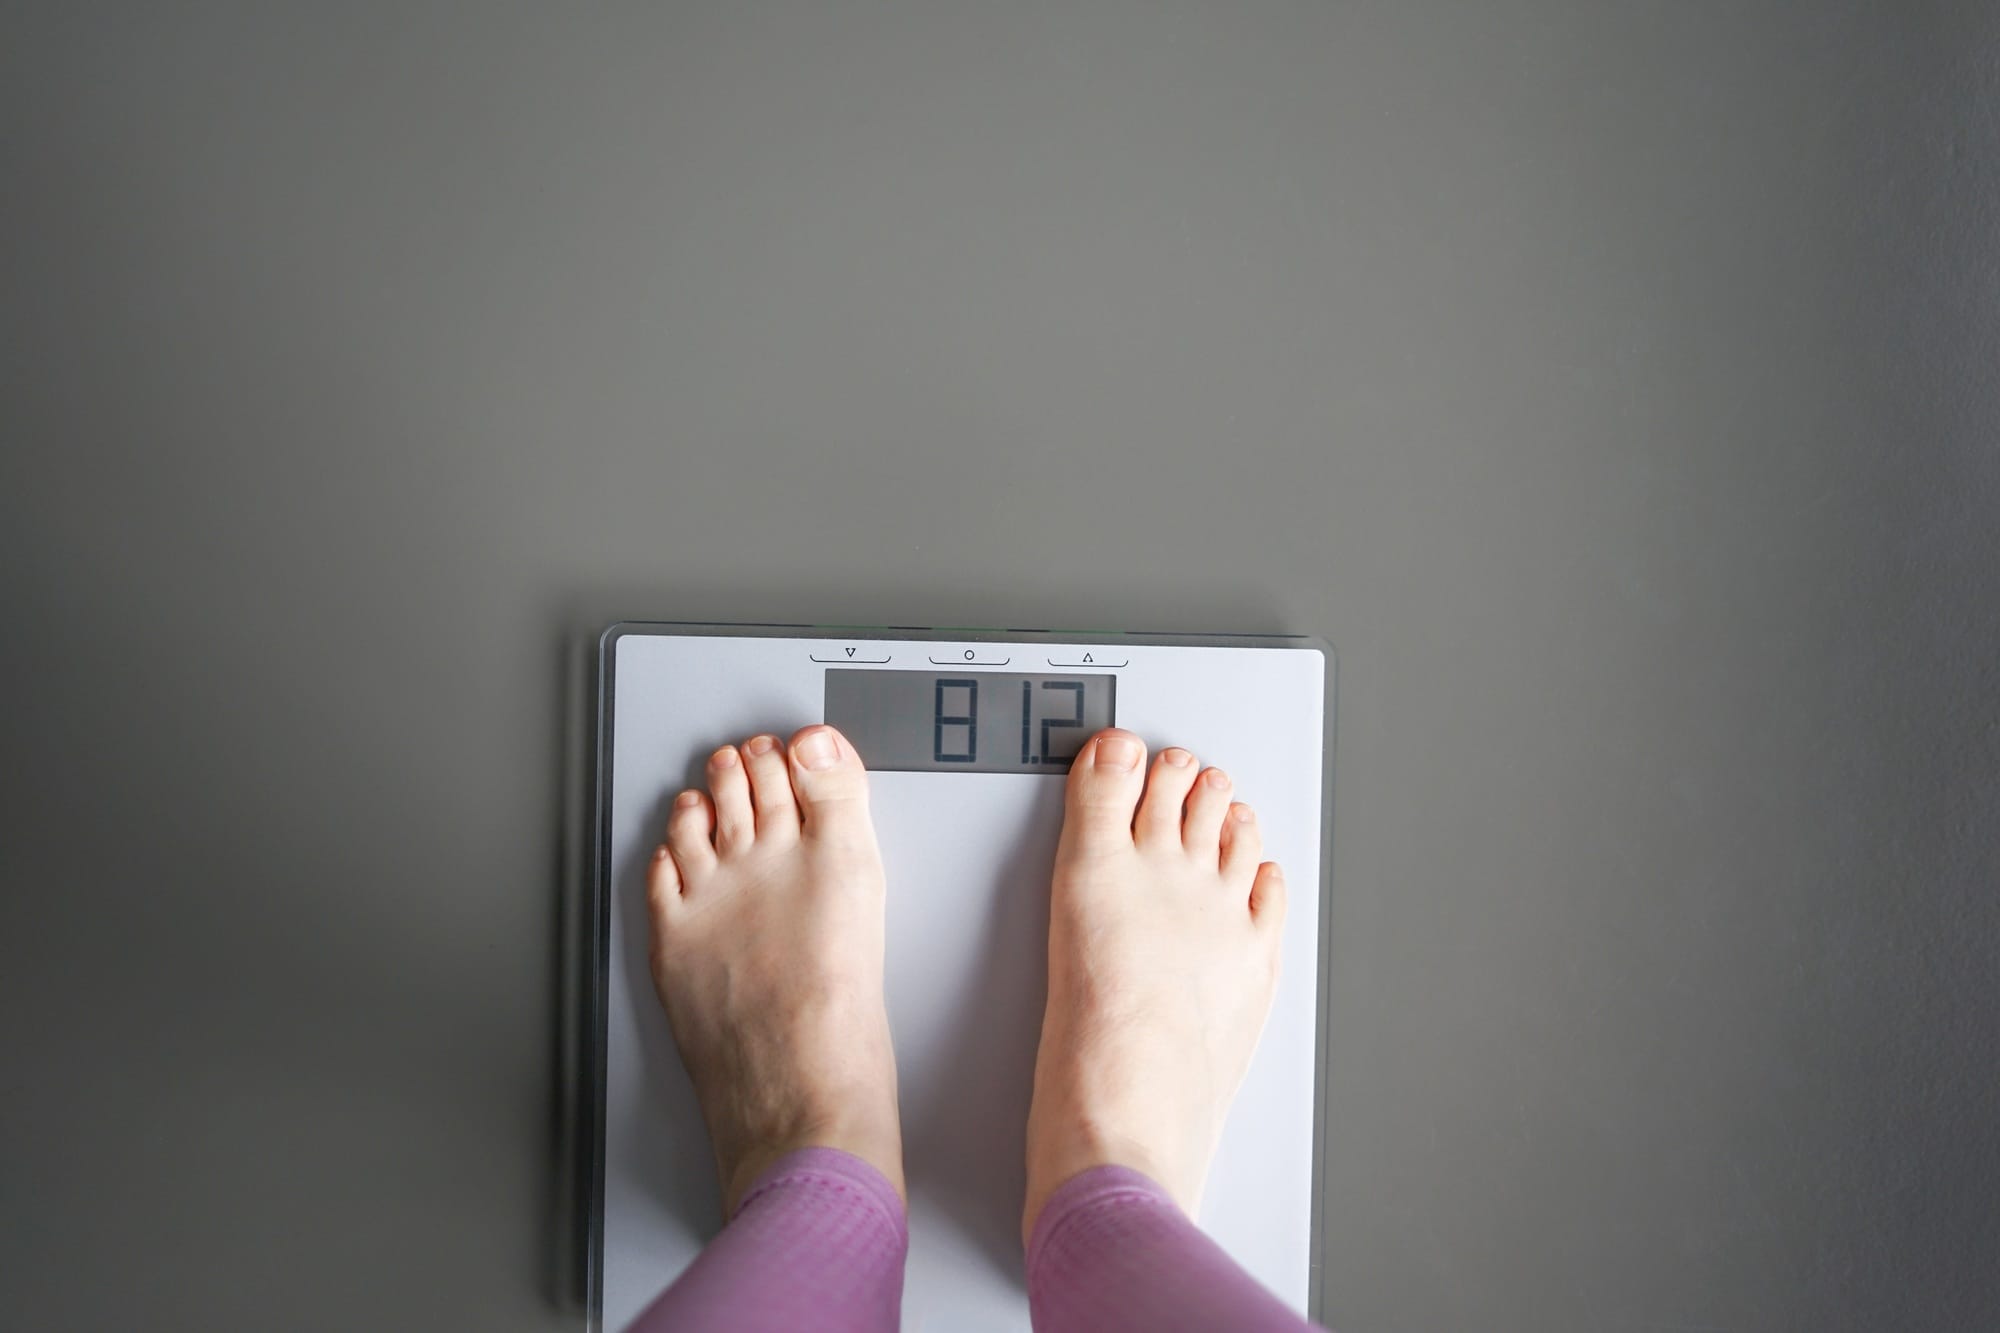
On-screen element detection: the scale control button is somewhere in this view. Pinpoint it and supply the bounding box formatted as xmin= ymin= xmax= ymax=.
xmin=1046 ymin=653 xmax=1126 ymax=668
xmin=928 ymin=650 xmax=1011 ymax=665
xmin=810 ymin=646 xmax=892 ymax=664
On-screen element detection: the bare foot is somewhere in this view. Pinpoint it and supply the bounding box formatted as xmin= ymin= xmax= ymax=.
xmin=1023 ymin=728 xmax=1286 ymax=1241
xmin=645 ymin=724 xmax=903 ymax=1216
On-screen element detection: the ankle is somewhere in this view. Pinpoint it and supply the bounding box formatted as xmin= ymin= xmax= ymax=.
xmin=1023 ymin=1120 xmax=1183 ymax=1244
xmin=719 ymin=1120 xmax=906 ymax=1217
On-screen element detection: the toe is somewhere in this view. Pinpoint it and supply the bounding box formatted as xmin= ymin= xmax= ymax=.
xmin=741 ymin=734 xmax=800 ymax=841
xmin=1182 ymin=765 xmax=1233 ymax=853
xmin=787 ymin=724 xmax=872 ymax=836
xmin=707 ymin=744 xmax=755 ymax=855
xmin=665 ymin=788 xmax=717 ymax=877
xmin=1218 ymin=801 xmax=1263 ymax=884
xmin=645 ymin=841 xmax=681 ymax=917
xmin=1060 ymin=729 xmax=1148 ymax=849
xmin=1249 ymin=861 xmax=1288 ymax=931
xmin=1135 ymin=747 xmax=1200 ymax=848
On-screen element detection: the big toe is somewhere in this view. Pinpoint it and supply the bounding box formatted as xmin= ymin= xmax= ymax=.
xmin=1060 ymin=728 xmax=1148 ymax=850
xmin=786 ymin=724 xmax=872 ymax=831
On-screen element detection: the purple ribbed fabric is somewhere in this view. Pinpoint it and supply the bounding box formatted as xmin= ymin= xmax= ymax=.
xmin=628 ymin=1151 xmax=1321 ymax=1332
xmin=1027 ymin=1165 xmax=1322 ymax=1333
xmin=626 ymin=1147 xmax=908 ymax=1333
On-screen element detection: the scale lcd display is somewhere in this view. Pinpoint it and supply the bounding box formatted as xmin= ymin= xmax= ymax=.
xmin=824 ymin=668 xmax=1117 ymax=773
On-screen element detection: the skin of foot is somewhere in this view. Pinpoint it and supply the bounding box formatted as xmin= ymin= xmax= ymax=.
xmin=644 ymin=724 xmax=904 ymax=1218
xmin=1023 ymin=727 xmax=1287 ymax=1243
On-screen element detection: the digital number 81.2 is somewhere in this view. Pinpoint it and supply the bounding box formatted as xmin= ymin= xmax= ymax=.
xmin=932 ymin=678 xmax=1086 ymax=766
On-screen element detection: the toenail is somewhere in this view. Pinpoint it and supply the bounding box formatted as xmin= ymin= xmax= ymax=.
xmin=675 ymin=790 xmax=702 ymax=809
xmin=794 ymin=728 xmax=839 ymax=770
xmin=745 ymin=734 xmax=777 ymax=756
xmin=1205 ymin=768 xmax=1231 ymax=788
xmin=653 ymin=842 xmax=671 ymax=858
xmin=710 ymin=747 xmax=737 ymax=768
xmin=1163 ymin=748 xmax=1194 ymax=768
xmin=1233 ymin=805 xmax=1255 ymax=822
xmin=1095 ymin=734 xmax=1142 ymax=771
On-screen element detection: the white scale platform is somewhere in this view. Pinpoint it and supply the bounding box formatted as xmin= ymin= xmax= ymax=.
xmin=589 ymin=625 xmax=1332 ymax=1331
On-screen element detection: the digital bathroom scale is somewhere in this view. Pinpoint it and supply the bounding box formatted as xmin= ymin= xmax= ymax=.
xmin=587 ymin=623 xmax=1333 ymax=1331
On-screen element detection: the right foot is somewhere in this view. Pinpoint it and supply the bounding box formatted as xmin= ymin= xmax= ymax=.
xmin=1023 ymin=728 xmax=1287 ymax=1242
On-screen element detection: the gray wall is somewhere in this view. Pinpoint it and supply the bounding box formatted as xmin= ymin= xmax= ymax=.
xmin=4 ymin=3 xmax=1995 ymax=1330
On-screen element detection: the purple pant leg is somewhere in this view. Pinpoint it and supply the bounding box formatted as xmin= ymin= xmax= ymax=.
xmin=1026 ymin=1166 xmax=1322 ymax=1333
xmin=627 ymin=1147 xmax=907 ymax=1333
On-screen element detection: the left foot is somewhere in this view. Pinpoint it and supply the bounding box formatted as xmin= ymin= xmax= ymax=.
xmin=645 ymin=724 xmax=904 ymax=1216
